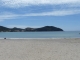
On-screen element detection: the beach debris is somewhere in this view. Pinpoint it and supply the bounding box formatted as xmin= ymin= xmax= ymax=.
xmin=4 ymin=38 xmax=6 ymax=39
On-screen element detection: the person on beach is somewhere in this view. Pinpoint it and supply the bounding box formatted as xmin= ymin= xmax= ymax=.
xmin=4 ymin=38 xmax=6 ymax=39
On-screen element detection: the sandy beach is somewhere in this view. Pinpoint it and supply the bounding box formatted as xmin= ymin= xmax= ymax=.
xmin=0 ymin=38 xmax=80 ymax=60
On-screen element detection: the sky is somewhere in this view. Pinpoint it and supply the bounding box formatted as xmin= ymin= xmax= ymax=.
xmin=0 ymin=0 xmax=80 ymax=31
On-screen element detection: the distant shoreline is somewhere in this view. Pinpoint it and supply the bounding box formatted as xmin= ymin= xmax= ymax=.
xmin=0 ymin=37 xmax=80 ymax=40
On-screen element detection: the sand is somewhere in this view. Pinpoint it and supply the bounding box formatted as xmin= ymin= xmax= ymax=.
xmin=0 ymin=38 xmax=80 ymax=60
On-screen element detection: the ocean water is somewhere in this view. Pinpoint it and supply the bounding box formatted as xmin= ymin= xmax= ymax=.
xmin=0 ymin=31 xmax=80 ymax=38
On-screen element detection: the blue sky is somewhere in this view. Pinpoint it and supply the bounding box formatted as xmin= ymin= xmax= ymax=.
xmin=0 ymin=0 xmax=80 ymax=31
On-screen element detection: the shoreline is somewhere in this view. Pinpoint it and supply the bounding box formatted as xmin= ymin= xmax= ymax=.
xmin=0 ymin=37 xmax=80 ymax=40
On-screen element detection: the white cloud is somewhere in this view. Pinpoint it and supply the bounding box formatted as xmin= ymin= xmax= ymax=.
xmin=0 ymin=12 xmax=19 ymax=21
xmin=0 ymin=0 xmax=80 ymax=18
xmin=1 ymin=0 xmax=80 ymax=8
xmin=23 ymin=9 xmax=80 ymax=16
xmin=0 ymin=9 xmax=80 ymax=21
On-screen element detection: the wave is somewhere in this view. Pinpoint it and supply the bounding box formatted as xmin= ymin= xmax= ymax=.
xmin=0 ymin=37 xmax=80 ymax=39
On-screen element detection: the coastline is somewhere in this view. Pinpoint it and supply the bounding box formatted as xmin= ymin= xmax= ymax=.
xmin=0 ymin=37 xmax=80 ymax=40
xmin=0 ymin=38 xmax=80 ymax=60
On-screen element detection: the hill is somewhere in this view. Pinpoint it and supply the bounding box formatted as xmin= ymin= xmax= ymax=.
xmin=0 ymin=26 xmax=63 ymax=32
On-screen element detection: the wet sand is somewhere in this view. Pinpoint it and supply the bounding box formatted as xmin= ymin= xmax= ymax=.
xmin=0 ymin=38 xmax=80 ymax=60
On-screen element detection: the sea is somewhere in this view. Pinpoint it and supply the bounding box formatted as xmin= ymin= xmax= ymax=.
xmin=0 ymin=31 xmax=80 ymax=39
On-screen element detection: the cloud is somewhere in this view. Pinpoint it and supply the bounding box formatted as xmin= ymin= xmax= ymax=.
xmin=0 ymin=0 xmax=80 ymax=18
xmin=23 ymin=9 xmax=80 ymax=16
xmin=1 ymin=0 xmax=80 ymax=8
xmin=0 ymin=9 xmax=80 ymax=21
xmin=0 ymin=12 xmax=19 ymax=21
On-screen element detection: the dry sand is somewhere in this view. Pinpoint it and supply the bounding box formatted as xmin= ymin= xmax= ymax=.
xmin=0 ymin=38 xmax=80 ymax=60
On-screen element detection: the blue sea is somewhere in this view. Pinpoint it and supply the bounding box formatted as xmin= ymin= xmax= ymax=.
xmin=0 ymin=31 xmax=80 ymax=38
